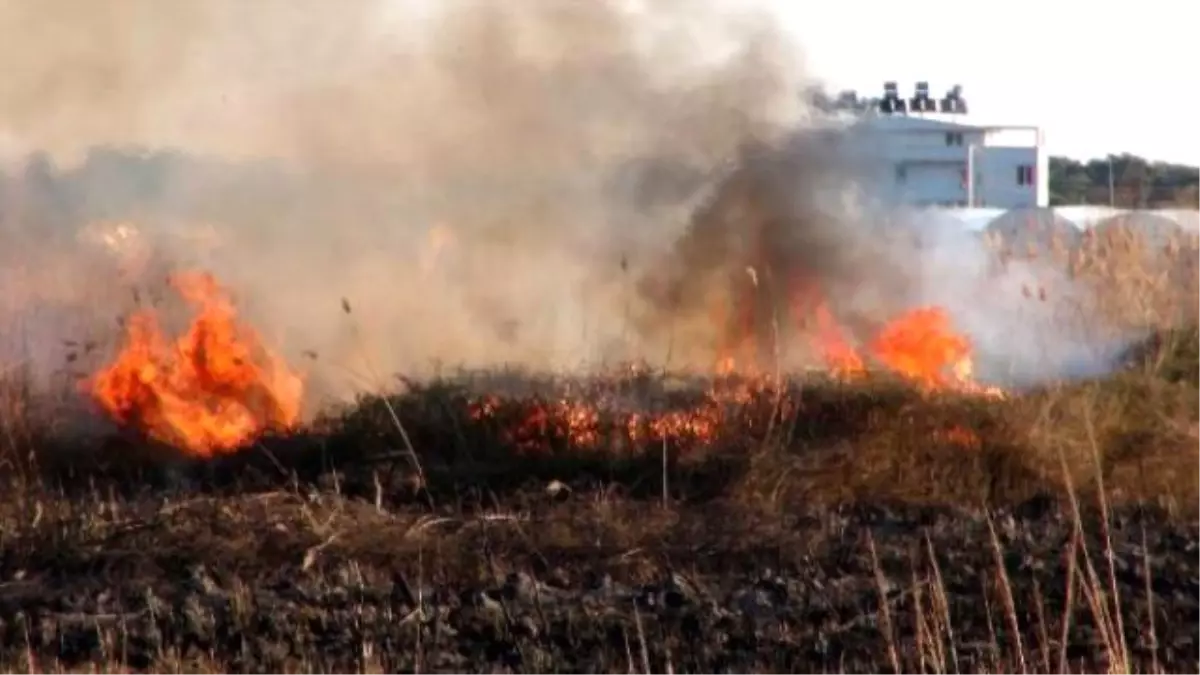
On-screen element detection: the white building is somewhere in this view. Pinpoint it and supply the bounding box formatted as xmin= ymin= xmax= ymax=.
xmin=818 ymin=83 xmax=1049 ymax=209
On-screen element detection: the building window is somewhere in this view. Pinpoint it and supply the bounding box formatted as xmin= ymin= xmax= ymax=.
xmin=945 ymin=132 xmax=964 ymax=146
xmin=1016 ymin=164 xmax=1035 ymax=186
xmin=895 ymin=165 xmax=907 ymax=184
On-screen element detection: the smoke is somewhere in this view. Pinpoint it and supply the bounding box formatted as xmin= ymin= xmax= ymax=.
xmin=0 ymin=0 xmax=1132 ymax=437
xmin=627 ymin=125 xmax=1128 ymax=385
xmin=888 ymin=210 xmax=1126 ymax=387
xmin=0 ymin=0 xmax=816 ymax=413
xmin=629 ymin=128 xmax=914 ymax=370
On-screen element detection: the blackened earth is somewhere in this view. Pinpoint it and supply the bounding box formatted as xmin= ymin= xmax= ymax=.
xmin=1 ymin=496 xmax=1196 ymax=673
xmin=1 ymin=366 xmax=1197 ymax=672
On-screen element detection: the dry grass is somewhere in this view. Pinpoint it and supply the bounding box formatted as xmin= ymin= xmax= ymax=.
xmin=985 ymin=216 xmax=1199 ymax=336
xmin=0 ymin=219 xmax=1196 ymax=673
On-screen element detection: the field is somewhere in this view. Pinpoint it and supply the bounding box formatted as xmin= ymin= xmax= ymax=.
xmin=0 ymin=221 xmax=1197 ymax=673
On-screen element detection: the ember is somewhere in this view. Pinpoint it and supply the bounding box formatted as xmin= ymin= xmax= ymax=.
xmin=466 ymin=377 xmax=769 ymax=454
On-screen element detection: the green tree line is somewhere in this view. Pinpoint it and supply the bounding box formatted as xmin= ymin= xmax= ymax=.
xmin=1049 ymin=154 xmax=1198 ymax=208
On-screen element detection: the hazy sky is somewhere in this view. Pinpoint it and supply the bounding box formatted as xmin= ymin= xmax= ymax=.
xmin=768 ymin=0 xmax=1197 ymax=164
xmin=2 ymin=0 xmax=1193 ymax=168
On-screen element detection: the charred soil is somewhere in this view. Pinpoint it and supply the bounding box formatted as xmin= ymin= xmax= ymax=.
xmin=1 ymin=340 xmax=1197 ymax=673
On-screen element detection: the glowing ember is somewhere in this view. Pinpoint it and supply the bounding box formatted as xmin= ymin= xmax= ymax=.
xmin=937 ymin=425 xmax=983 ymax=450
xmin=84 ymin=271 xmax=304 ymax=457
xmin=467 ymin=377 xmax=767 ymax=454
xmin=715 ymin=355 xmax=738 ymax=376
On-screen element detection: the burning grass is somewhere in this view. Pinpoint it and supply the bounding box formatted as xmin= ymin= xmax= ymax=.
xmin=29 ymin=218 xmax=1193 ymax=514
xmin=5 ymin=327 xmax=1197 ymax=516
xmin=0 ymin=221 xmax=1196 ymax=672
xmin=0 ymin=357 xmax=1196 ymax=673
xmin=83 ymin=270 xmax=305 ymax=457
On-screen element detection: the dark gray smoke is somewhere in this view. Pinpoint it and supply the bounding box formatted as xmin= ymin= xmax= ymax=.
xmin=630 ymin=128 xmax=920 ymax=370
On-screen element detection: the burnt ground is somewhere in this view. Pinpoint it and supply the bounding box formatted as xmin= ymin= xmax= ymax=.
xmin=0 ymin=329 xmax=1197 ymax=673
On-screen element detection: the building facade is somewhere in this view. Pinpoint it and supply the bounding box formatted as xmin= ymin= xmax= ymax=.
xmin=819 ymin=83 xmax=1049 ymax=209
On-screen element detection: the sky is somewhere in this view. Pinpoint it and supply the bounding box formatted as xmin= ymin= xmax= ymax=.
xmin=767 ymin=0 xmax=1198 ymax=165
xmin=2 ymin=0 xmax=1193 ymax=168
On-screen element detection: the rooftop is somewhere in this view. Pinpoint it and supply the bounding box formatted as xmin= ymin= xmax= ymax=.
xmin=808 ymin=81 xmax=1039 ymax=131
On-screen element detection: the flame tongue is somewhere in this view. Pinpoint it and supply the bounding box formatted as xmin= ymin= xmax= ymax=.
xmin=86 ymin=271 xmax=304 ymax=457
xmin=866 ymin=307 xmax=972 ymax=389
xmin=809 ymin=299 xmax=1001 ymax=397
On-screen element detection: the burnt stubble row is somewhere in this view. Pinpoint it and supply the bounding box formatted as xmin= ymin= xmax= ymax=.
xmin=1 ymin=349 xmax=1197 ymax=673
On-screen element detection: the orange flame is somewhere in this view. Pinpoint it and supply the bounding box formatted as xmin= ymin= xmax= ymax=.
xmin=936 ymin=425 xmax=983 ymax=450
xmin=866 ymin=307 xmax=970 ymax=386
xmin=84 ymin=271 xmax=304 ymax=457
xmin=475 ymin=278 xmax=1003 ymax=455
xmin=809 ymin=302 xmax=1003 ymax=397
xmin=467 ymin=376 xmax=766 ymax=454
xmin=812 ymin=303 xmax=866 ymax=378
xmin=704 ymin=274 xmax=1004 ymax=397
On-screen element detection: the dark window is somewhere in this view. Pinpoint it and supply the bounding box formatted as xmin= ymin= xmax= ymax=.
xmin=945 ymin=132 xmax=964 ymax=146
xmin=1016 ymin=164 xmax=1035 ymax=186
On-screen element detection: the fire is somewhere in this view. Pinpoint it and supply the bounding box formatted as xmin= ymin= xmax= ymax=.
xmin=706 ymin=273 xmax=1000 ymax=396
xmin=468 ymin=290 xmax=1004 ymax=455
xmin=467 ymin=376 xmax=766 ymax=454
xmin=473 ymin=275 xmax=1001 ymax=455
xmin=937 ymin=425 xmax=983 ymax=450
xmin=812 ymin=303 xmax=866 ymax=378
xmin=475 ymin=263 xmax=1011 ymax=457
xmin=866 ymin=307 xmax=971 ymax=387
xmin=84 ymin=271 xmax=304 ymax=457
xmin=805 ymin=295 xmax=1003 ymax=397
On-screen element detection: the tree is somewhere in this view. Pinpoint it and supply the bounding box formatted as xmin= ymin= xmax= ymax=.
xmin=1049 ymin=154 xmax=1198 ymax=208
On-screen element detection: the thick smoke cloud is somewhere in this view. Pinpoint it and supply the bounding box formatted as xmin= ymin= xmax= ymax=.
xmin=0 ymin=0 xmax=1127 ymax=433
xmin=0 ymin=0 xmax=815 ymax=414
